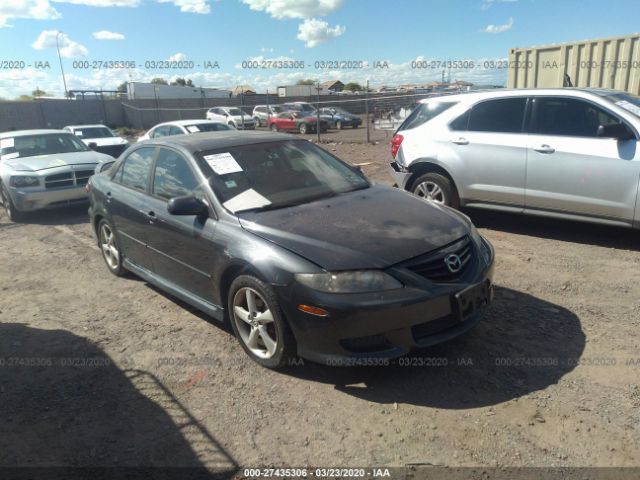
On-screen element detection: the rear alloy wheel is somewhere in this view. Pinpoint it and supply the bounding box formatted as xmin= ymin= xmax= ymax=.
xmin=1 ymin=184 xmax=24 ymax=222
xmin=228 ymin=275 xmax=296 ymax=368
xmin=411 ymin=172 xmax=459 ymax=208
xmin=335 ymin=120 xmax=342 ymax=130
xmin=98 ymin=219 xmax=126 ymax=276
xmin=270 ymin=124 xmax=279 ymax=132
xmin=299 ymin=123 xmax=308 ymax=135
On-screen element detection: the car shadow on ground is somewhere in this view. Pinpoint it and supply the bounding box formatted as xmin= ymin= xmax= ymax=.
xmin=0 ymin=204 xmax=89 ymax=227
xmin=0 ymin=323 xmax=237 ymax=479
xmin=283 ymin=286 xmax=584 ymax=409
xmin=465 ymin=208 xmax=640 ymax=251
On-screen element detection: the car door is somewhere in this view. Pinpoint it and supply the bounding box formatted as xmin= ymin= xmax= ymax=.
xmin=525 ymin=96 xmax=640 ymax=223
xmin=144 ymin=147 xmax=219 ymax=302
xmin=446 ymin=97 xmax=529 ymax=207
xmin=108 ymin=146 xmax=157 ymax=271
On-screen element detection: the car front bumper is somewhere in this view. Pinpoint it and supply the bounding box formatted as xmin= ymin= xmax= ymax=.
xmin=8 ymin=184 xmax=89 ymax=212
xmin=390 ymin=161 xmax=412 ymax=190
xmin=277 ymin=259 xmax=494 ymax=365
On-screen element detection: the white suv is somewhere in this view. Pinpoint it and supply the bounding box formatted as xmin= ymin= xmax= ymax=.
xmin=390 ymin=88 xmax=640 ymax=229
xmin=206 ymin=107 xmax=255 ymax=129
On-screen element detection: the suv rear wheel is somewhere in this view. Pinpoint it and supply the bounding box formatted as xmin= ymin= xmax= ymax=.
xmin=411 ymin=172 xmax=459 ymax=208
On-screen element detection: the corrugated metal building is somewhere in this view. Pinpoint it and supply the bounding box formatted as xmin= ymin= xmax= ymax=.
xmin=508 ymin=33 xmax=640 ymax=95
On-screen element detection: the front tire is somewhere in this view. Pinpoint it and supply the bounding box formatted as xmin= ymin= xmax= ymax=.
xmin=411 ymin=172 xmax=459 ymax=208
xmin=254 ymin=117 xmax=261 ymax=127
xmin=335 ymin=120 xmax=342 ymax=130
xmin=270 ymin=124 xmax=279 ymax=132
xmin=1 ymin=184 xmax=24 ymax=222
xmin=299 ymin=123 xmax=308 ymax=135
xmin=228 ymin=275 xmax=296 ymax=369
xmin=98 ymin=219 xmax=127 ymax=276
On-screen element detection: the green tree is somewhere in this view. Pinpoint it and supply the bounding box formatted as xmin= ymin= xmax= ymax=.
xmin=32 ymin=88 xmax=47 ymax=98
xmin=150 ymin=77 xmax=168 ymax=85
xmin=296 ymin=79 xmax=316 ymax=85
xmin=343 ymin=82 xmax=363 ymax=92
xmin=171 ymin=78 xmax=194 ymax=87
xmin=117 ymin=82 xmax=128 ymax=92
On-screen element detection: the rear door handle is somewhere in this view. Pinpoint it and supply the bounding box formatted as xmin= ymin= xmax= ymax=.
xmin=451 ymin=137 xmax=469 ymax=145
xmin=533 ymin=144 xmax=555 ymax=154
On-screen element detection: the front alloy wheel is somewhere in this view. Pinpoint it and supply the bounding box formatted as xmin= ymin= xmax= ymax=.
xmin=299 ymin=123 xmax=308 ymax=134
xmin=411 ymin=172 xmax=459 ymax=208
xmin=99 ymin=219 xmax=126 ymax=276
xmin=414 ymin=181 xmax=446 ymax=204
xmin=228 ymin=275 xmax=296 ymax=368
xmin=1 ymin=184 xmax=24 ymax=222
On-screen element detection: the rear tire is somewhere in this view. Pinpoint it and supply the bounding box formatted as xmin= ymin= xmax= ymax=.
xmin=299 ymin=123 xmax=308 ymax=134
xmin=410 ymin=172 xmax=459 ymax=209
xmin=254 ymin=117 xmax=261 ymax=127
xmin=98 ymin=219 xmax=127 ymax=277
xmin=336 ymin=121 xmax=342 ymax=130
xmin=270 ymin=124 xmax=279 ymax=132
xmin=1 ymin=184 xmax=24 ymax=222
xmin=228 ymin=275 xmax=297 ymax=369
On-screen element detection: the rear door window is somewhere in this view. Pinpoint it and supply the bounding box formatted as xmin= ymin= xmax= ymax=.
xmin=152 ymin=148 xmax=202 ymax=200
xmin=467 ymin=98 xmax=527 ymax=133
xmin=117 ymin=147 xmax=155 ymax=192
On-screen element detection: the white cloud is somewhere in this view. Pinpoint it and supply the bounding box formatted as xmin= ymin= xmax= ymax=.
xmin=483 ymin=17 xmax=513 ymax=33
xmin=157 ymin=0 xmax=210 ymax=14
xmin=167 ymin=52 xmax=188 ymax=61
xmin=0 ymin=0 xmax=61 ymax=28
xmin=297 ymin=17 xmax=345 ymax=47
xmin=241 ymin=0 xmax=343 ymax=19
xmin=93 ymin=30 xmax=125 ymax=40
xmin=32 ymin=30 xmax=89 ymax=57
xmin=52 ymin=0 xmax=140 ymax=5
xmin=481 ymin=0 xmax=517 ymax=10
xmin=260 ymin=47 xmax=274 ymax=53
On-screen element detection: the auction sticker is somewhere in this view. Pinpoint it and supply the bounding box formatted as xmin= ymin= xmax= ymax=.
xmin=0 ymin=137 xmax=14 ymax=149
xmin=204 ymin=152 xmax=243 ymax=175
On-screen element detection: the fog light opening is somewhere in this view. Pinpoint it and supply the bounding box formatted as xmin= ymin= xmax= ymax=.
xmin=298 ymin=304 xmax=329 ymax=317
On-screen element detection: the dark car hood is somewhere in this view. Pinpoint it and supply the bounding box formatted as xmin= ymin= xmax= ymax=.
xmin=238 ymin=185 xmax=469 ymax=270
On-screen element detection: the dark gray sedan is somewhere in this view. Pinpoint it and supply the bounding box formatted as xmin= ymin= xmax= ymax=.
xmin=88 ymin=131 xmax=494 ymax=368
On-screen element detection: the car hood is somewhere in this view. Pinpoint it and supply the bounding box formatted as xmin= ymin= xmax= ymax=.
xmin=238 ymin=185 xmax=469 ymax=270
xmin=81 ymin=137 xmax=127 ymax=146
xmin=3 ymin=150 xmax=112 ymax=172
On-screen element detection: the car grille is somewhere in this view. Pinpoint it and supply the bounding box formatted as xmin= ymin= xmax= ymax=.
xmin=45 ymin=169 xmax=94 ymax=189
xmin=405 ymin=236 xmax=475 ymax=283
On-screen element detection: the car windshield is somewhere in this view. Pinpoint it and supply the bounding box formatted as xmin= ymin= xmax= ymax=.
xmin=227 ymin=108 xmax=244 ymax=116
xmin=601 ymin=92 xmax=640 ymax=118
xmin=73 ymin=127 xmax=115 ymax=138
xmin=0 ymin=133 xmax=89 ymax=160
xmin=186 ymin=123 xmax=233 ymax=132
xmin=199 ymin=140 xmax=369 ymax=213
xmin=271 ymin=106 xmax=284 ymax=113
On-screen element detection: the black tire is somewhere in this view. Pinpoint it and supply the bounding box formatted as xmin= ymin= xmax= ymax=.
xmin=254 ymin=117 xmax=261 ymax=127
xmin=352 ymin=124 xmax=359 ymax=129
xmin=228 ymin=275 xmax=297 ymax=369
xmin=270 ymin=124 xmax=279 ymax=132
xmin=1 ymin=184 xmax=24 ymax=222
xmin=335 ymin=120 xmax=342 ymax=130
xmin=410 ymin=172 xmax=459 ymax=209
xmin=97 ymin=218 xmax=127 ymax=277
xmin=299 ymin=123 xmax=308 ymax=135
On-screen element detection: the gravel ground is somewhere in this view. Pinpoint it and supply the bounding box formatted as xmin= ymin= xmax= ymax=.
xmin=1 ymin=136 xmax=639 ymax=476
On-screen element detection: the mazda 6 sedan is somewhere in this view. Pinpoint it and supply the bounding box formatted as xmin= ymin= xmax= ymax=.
xmin=88 ymin=131 xmax=494 ymax=368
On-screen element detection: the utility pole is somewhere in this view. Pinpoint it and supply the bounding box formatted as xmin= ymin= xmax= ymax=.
xmin=55 ymin=31 xmax=68 ymax=98
xmin=316 ymin=82 xmax=321 ymax=142
xmin=365 ymin=79 xmax=370 ymax=144
xmin=240 ymin=86 xmax=245 ymax=129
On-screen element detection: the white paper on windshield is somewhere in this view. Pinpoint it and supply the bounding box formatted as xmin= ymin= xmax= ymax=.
xmin=223 ymin=188 xmax=271 ymax=213
xmin=76 ymin=130 xmax=84 ymax=137
xmin=0 ymin=138 xmax=14 ymax=149
xmin=186 ymin=125 xmax=200 ymax=133
xmin=2 ymin=152 xmax=19 ymax=159
xmin=203 ymin=152 xmax=243 ymax=175
xmin=615 ymin=100 xmax=640 ymax=117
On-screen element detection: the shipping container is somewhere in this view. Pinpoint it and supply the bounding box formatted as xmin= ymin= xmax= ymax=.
xmin=508 ymin=33 xmax=640 ymax=95
xmin=126 ymin=82 xmax=231 ymax=99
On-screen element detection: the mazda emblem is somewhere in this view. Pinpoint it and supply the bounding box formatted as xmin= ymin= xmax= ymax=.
xmin=444 ymin=253 xmax=462 ymax=273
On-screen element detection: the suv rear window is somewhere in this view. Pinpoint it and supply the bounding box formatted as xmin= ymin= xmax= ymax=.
xmin=398 ymin=102 xmax=456 ymax=131
xmin=460 ymin=98 xmax=527 ymax=133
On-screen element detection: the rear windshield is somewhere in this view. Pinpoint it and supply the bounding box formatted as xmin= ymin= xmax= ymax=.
xmin=186 ymin=123 xmax=233 ymax=132
xmin=397 ymin=102 xmax=457 ymax=132
xmin=74 ymin=127 xmax=115 ymax=138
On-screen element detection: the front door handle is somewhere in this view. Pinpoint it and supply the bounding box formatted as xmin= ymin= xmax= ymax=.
xmin=533 ymin=144 xmax=555 ymax=154
xmin=451 ymin=137 xmax=469 ymax=145
xmin=106 ymin=191 xmax=112 ymax=203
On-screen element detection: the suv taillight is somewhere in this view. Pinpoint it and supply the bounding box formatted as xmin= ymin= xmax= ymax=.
xmin=391 ymin=134 xmax=404 ymax=159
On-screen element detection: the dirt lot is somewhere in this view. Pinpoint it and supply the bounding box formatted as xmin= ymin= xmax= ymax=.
xmin=1 ymin=137 xmax=639 ymax=476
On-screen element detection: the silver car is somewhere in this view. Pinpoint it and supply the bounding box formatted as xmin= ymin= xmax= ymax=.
xmin=390 ymin=88 xmax=640 ymax=229
xmin=0 ymin=129 xmax=113 ymax=221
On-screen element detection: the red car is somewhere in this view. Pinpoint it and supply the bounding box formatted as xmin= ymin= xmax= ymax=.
xmin=267 ymin=111 xmax=329 ymax=134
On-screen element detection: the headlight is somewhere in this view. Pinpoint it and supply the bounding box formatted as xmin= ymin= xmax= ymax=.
xmin=295 ymin=271 xmax=402 ymax=293
xmin=10 ymin=175 xmax=39 ymax=187
xmin=470 ymin=224 xmax=491 ymax=265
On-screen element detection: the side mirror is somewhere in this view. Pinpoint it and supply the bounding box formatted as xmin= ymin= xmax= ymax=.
xmin=167 ymin=196 xmax=208 ymax=217
xmin=597 ymin=123 xmax=635 ymax=140
xmin=88 ymin=142 xmax=98 ymax=150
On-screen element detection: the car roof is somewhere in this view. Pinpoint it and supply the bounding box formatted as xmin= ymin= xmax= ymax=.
xmin=419 ymin=87 xmax=627 ymax=104
xmin=64 ymin=124 xmax=109 ymax=129
xmin=152 ymin=119 xmax=225 ymax=128
xmin=0 ymin=129 xmax=66 ymax=138
xmin=140 ymin=130 xmax=298 ymax=153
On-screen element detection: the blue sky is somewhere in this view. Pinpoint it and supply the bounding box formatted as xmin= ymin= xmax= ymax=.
xmin=0 ymin=0 xmax=639 ymax=97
